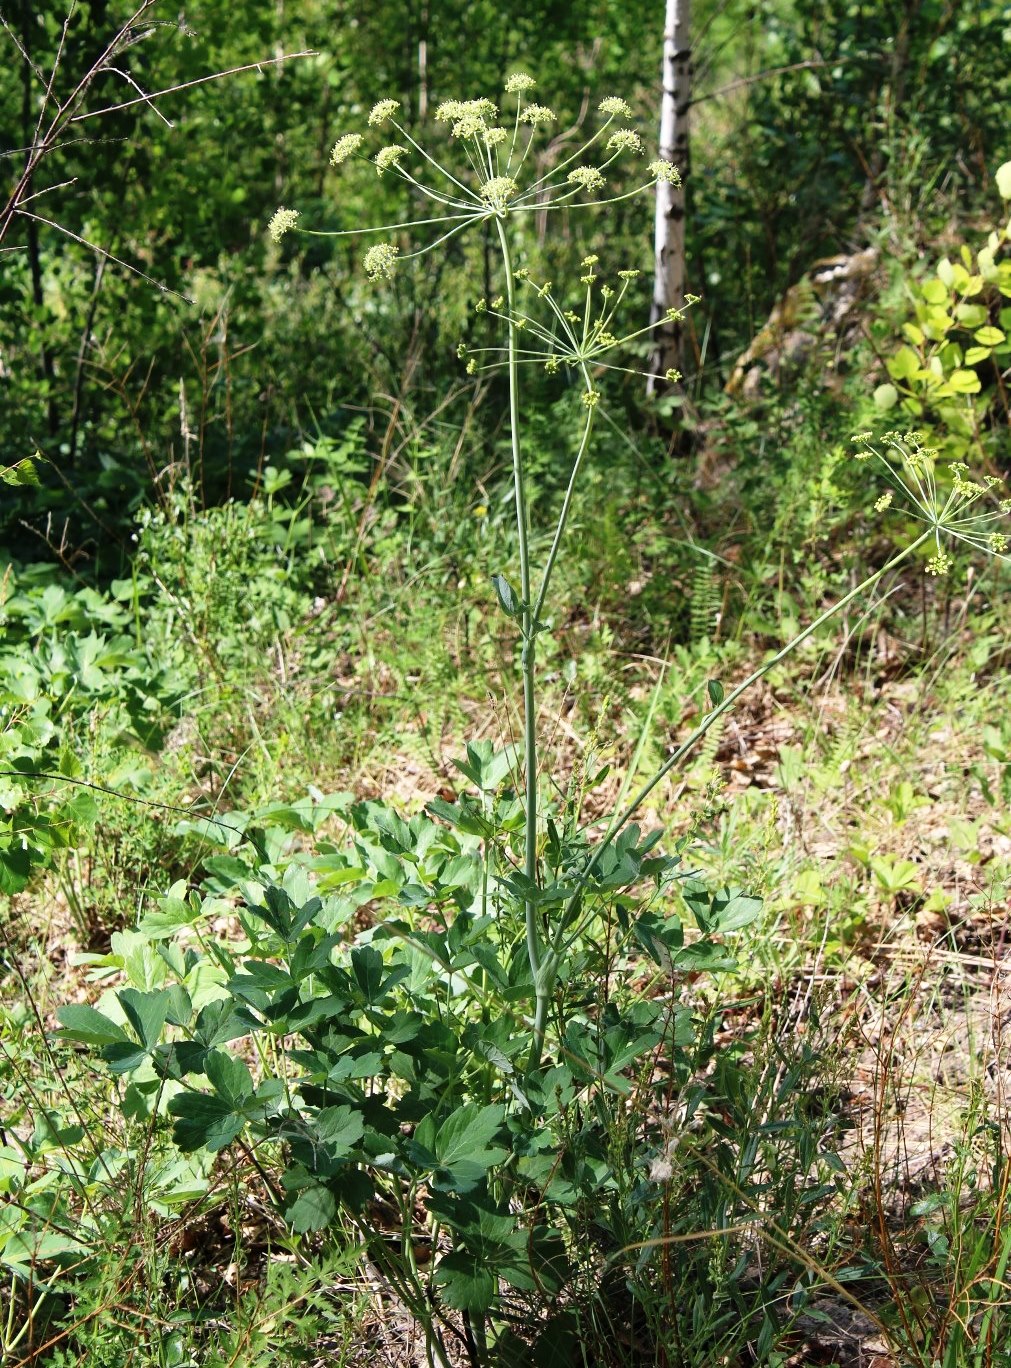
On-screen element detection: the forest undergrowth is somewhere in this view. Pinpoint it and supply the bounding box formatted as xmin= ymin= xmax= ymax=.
xmin=3 ymin=3 xmax=1011 ymax=1366
xmin=5 ymin=382 xmax=1011 ymax=1367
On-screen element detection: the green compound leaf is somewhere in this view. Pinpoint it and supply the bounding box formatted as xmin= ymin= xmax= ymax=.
xmin=168 ymin=1092 xmax=246 ymax=1153
xmin=193 ymin=998 xmax=251 ymax=1050
xmin=314 ymin=1104 xmax=365 ymax=1154
xmin=118 ymin=987 xmax=173 ymax=1049
xmin=55 ymin=1004 xmax=129 ymax=1048
xmin=410 ymin=1103 xmax=509 ymax=1192
xmin=286 ymin=1182 xmax=337 ymax=1234
xmin=204 ymin=1050 xmax=254 ymax=1108
xmin=350 ymin=944 xmax=409 ymax=1003
xmin=434 ymin=1250 xmax=497 ymax=1313
xmin=102 ymin=1041 xmax=150 ymax=1074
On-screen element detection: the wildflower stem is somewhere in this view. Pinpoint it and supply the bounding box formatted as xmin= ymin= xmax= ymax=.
xmin=556 ymin=527 xmax=936 ymax=937
xmin=301 ymin=212 xmax=473 ymax=238
xmin=532 ymin=362 xmax=595 ymax=627
xmin=494 ymin=220 xmax=543 ymax=1066
xmin=520 ymin=113 xmax=615 ymax=199
xmin=515 ymin=181 xmax=656 ymax=214
xmin=390 ymin=120 xmax=475 ymax=201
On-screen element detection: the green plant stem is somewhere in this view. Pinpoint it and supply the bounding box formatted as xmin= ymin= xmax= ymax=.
xmin=554 ymin=527 xmax=936 ymax=945
xmin=524 ymin=372 xmax=596 ymax=1072
xmin=494 ymin=218 xmax=544 ymax=1069
xmin=972 ymin=1215 xmax=1011 ymax=1367
xmin=531 ymin=364 xmax=595 ymax=625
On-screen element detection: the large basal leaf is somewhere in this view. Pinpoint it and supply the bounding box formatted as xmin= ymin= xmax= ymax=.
xmin=434 ymin=1249 xmax=497 ymax=1313
xmin=426 ymin=1104 xmax=509 ymax=1191
xmin=313 ymin=1104 xmax=365 ymax=1154
xmin=101 ymin=1040 xmax=150 ymax=1074
xmin=204 ymin=1050 xmax=254 ymax=1108
xmin=350 ymin=945 xmax=409 ymax=1004
xmin=286 ymin=1181 xmax=337 ymax=1233
xmin=118 ymin=986 xmax=173 ymax=1049
xmin=55 ymin=1004 xmax=128 ymax=1048
xmin=194 ymin=998 xmax=251 ymax=1049
xmin=168 ymin=1093 xmax=246 ymax=1153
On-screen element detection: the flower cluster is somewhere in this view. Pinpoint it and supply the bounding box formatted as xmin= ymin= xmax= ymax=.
xmin=567 ymin=166 xmax=606 ymax=193
xmin=607 ymin=129 xmax=644 ymax=155
xmin=455 ymin=264 xmax=701 ymax=399
xmin=375 ymin=144 xmax=407 ymax=175
xmin=267 ymin=76 xmax=686 ymax=285
xmin=330 ymin=133 xmax=363 ymax=166
xmin=480 ymin=176 xmax=519 ymax=211
xmin=368 ymin=99 xmax=400 ymax=127
xmin=267 ymin=207 xmax=299 ymax=243
xmin=649 ymin=159 xmax=681 ymax=186
xmin=852 ymin=430 xmax=1011 ymax=575
xmin=363 ymin=243 xmax=399 ymax=280
xmin=519 ymin=104 xmax=556 ymax=126
xmin=436 ymin=97 xmax=498 ymax=139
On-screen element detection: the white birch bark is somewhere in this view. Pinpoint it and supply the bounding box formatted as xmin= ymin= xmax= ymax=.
xmin=648 ymin=0 xmax=691 ymax=394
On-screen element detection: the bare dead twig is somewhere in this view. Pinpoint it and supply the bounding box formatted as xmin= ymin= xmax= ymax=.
xmin=70 ymin=49 xmax=316 ymax=123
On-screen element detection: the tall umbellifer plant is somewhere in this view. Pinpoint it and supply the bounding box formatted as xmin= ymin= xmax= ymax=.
xmin=269 ymin=81 xmax=693 ymax=1074
xmin=56 ymin=82 xmax=1011 ymax=1367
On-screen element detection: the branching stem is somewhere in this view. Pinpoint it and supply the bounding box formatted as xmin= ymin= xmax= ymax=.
xmin=494 ymin=220 xmax=543 ymax=1070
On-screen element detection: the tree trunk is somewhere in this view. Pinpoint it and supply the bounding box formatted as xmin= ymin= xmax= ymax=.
xmin=648 ymin=0 xmax=691 ymax=395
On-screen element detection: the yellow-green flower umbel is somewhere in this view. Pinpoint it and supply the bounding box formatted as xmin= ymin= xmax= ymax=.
xmin=330 ymin=133 xmax=363 ymax=166
xmin=270 ymin=75 xmax=674 ymax=286
xmin=267 ymin=207 xmax=299 ymax=242
xmin=851 ymin=430 xmax=1011 ymax=576
xmin=363 ymin=243 xmax=399 ymax=280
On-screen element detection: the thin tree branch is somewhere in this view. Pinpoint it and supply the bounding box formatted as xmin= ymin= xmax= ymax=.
xmin=691 ymin=57 xmax=854 ymax=107
xmin=16 ymin=210 xmax=193 ymax=300
xmin=70 ymin=50 xmax=316 ymax=122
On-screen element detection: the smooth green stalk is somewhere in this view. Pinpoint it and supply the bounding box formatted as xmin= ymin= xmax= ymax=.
xmin=552 ymin=527 xmax=936 ymax=952
xmin=531 ymin=363 xmax=595 ymax=624
xmin=494 ymin=219 xmax=543 ymax=1052
xmin=526 ymin=372 xmax=597 ymax=1071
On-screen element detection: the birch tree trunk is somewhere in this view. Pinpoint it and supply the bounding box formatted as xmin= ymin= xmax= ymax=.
xmin=648 ymin=0 xmax=691 ymax=395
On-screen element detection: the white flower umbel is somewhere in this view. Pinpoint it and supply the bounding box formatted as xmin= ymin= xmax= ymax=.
xmin=362 ymin=242 xmax=399 ymax=280
xmin=267 ymin=207 xmax=299 ymax=242
xmin=330 ymin=133 xmax=363 ymax=166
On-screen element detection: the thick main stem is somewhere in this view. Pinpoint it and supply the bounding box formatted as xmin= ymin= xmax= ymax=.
xmin=494 ymin=219 xmax=544 ymax=1064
